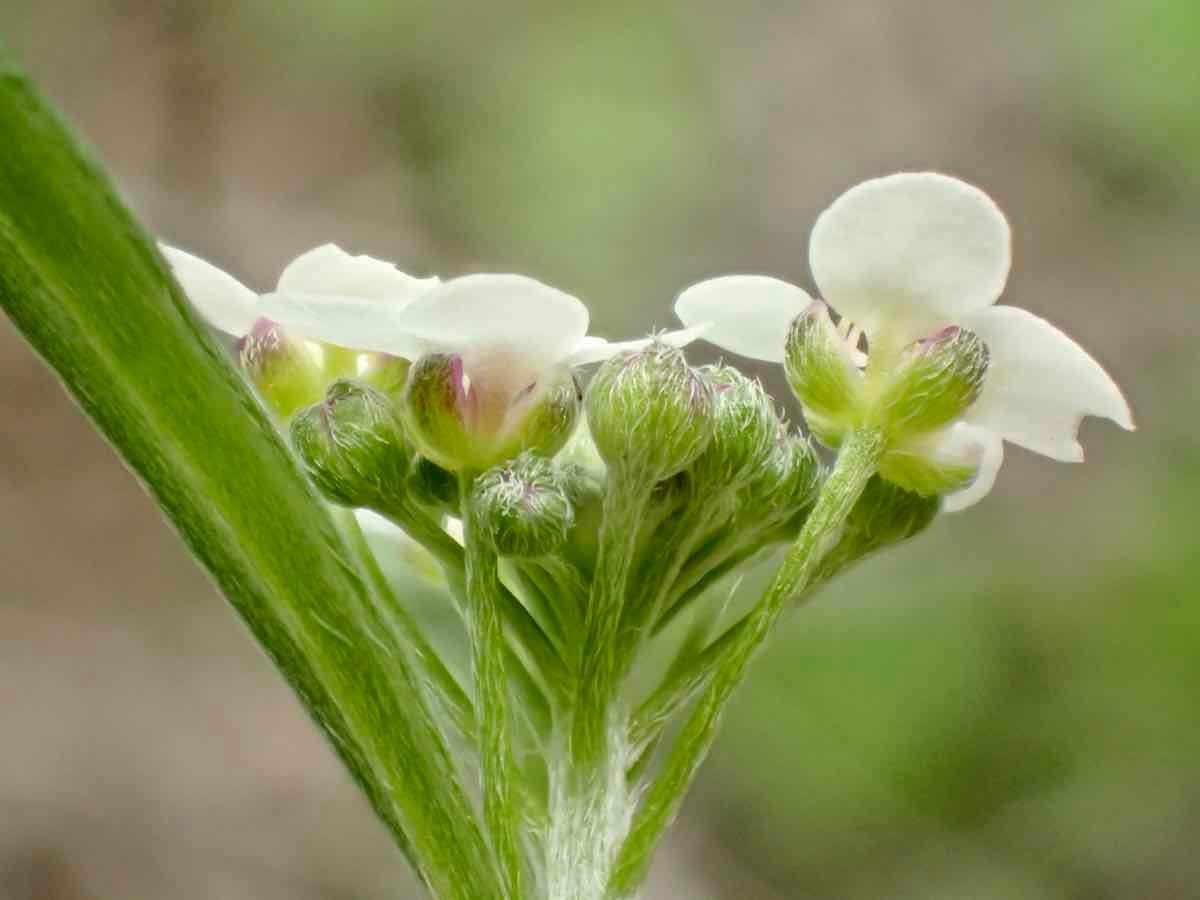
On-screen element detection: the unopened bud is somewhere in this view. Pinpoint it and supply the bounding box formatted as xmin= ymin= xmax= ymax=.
xmin=747 ymin=425 xmax=823 ymax=523
xmin=585 ymin=342 xmax=714 ymax=481
xmin=471 ymin=454 xmax=574 ymax=557
xmin=290 ymin=380 xmax=410 ymax=507
xmin=402 ymin=353 xmax=580 ymax=472
xmin=775 ymin=432 xmax=823 ymax=512
xmin=873 ymin=326 xmax=989 ymax=437
xmin=238 ymin=319 xmax=324 ymax=418
xmin=690 ymin=365 xmax=780 ymax=489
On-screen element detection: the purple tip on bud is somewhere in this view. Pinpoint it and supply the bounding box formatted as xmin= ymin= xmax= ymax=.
xmin=919 ymin=325 xmax=962 ymax=352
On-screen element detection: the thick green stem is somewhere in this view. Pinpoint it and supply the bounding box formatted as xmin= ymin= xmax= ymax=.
xmin=609 ymin=429 xmax=886 ymax=897
xmin=462 ymin=482 xmax=525 ymax=899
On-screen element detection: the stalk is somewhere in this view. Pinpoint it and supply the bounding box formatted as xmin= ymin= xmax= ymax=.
xmin=461 ymin=478 xmax=525 ymax=899
xmin=548 ymin=465 xmax=651 ymax=899
xmin=608 ymin=428 xmax=886 ymax=897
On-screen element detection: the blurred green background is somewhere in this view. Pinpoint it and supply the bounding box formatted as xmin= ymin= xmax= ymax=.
xmin=1 ymin=1 xmax=1196 ymax=898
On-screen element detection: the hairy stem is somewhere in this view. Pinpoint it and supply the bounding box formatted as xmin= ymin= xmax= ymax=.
xmin=609 ymin=428 xmax=886 ymax=897
xmin=549 ymin=466 xmax=651 ymax=899
xmin=462 ymin=481 xmax=525 ymax=899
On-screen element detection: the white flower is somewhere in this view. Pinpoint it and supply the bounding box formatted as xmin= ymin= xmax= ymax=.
xmin=257 ymin=263 xmax=697 ymax=453
xmin=160 ymin=242 xmax=439 ymax=341
xmin=165 ymin=240 xmax=696 ymax=466
xmin=165 ymin=241 xmax=687 ymax=382
xmin=674 ymin=172 xmax=1133 ymax=511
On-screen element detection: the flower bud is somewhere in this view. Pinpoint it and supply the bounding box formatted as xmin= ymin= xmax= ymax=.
xmin=774 ymin=432 xmax=823 ymax=512
xmin=471 ymin=454 xmax=574 ymax=557
xmin=873 ymin=326 xmax=989 ymax=438
xmin=402 ymin=353 xmax=580 ymax=472
xmin=689 ymin=365 xmax=780 ymax=489
xmin=784 ymin=302 xmax=865 ymax=448
xmin=290 ymin=379 xmax=410 ymax=507
xmin=585 ymin=342 xmax=714 ymax=481
xmin=746 ymin=425 xmax=823 ymax=523
xmin=238 ymin=319 xmax=325 ymax=419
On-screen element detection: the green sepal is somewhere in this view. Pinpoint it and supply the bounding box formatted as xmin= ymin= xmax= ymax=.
xmin=403 ymin=352 xmax=580 ymax=471
xmin=238 ymin=320 xmax=325 ymax=419
xmin=784 ymin=301 xmax=864 ymax=448
xmin=878 ymin=442 xmax=978 ymax=496
xmin=873 ymin=325 xmax=989 ymax=438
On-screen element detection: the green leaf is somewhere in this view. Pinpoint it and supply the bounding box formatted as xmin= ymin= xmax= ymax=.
xmin=0 ymin=51 xmax=498 ymax=899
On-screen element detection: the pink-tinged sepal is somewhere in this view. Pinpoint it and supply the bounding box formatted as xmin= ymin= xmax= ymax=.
xmin=401 ymin=352 xmax=580 ymax=472
xmin=237 ymin=318 xmax=324 ymax=419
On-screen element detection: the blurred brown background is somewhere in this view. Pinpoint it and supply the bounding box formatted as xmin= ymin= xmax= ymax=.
xmin=2 ymin=1 xmax=1197 ymax=897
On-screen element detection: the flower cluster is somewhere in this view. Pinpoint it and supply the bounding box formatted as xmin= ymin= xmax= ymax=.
xmin=674 ymin=172 xmax=1133 ymax=509
xmin=162 ymin=172 xmax=1131 ymax=898
xmin=166 ymin=172 xmax=1130 ymax=513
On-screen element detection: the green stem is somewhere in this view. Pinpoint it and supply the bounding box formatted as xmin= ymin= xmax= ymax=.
xmin=575 ymin=469 xmax=651 ymax=764
xmin=614 ymin=490 xmax=730 ymax=679
xmin=373 ymin=499 xmax=567 ymax=709
xmin=627 ymin=618 xmax=743 ymax=761
xmin=549 ymin=466 xmax=651 ymax=900
xmin=608 ymin=428 xmax=886 ymax=897
xmin=461 ymin=479 xmax=525 ymax=899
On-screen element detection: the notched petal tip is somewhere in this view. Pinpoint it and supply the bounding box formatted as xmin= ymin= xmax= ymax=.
xmin=961 ymin=304 xmax=1134 ymax=462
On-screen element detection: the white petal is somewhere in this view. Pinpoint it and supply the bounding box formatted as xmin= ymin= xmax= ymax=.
xmin=939 ymin=424 xmax=1005 ymax=513
xmin=961 ymin=305 xmax=1133 ymax=462
xmin=276 ymin=243 xmax=438 ymax=303
xmin=809 ymin=173 xmax=1011 ymax=339
xmin=160 ymin=244 xmax=259 ymax=336
xmin=257 ymin=290 xmax=424 ymax=356
xmin=674 ymin=276 xmax=814 ymax=363
xmin=563 ymin=336 xmax=614 ymax=366
xmin=562 ymin=325 xmax=707 ymax=367
xmin=396 ymin=274 xmax=590 ymax=372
